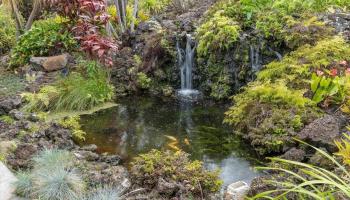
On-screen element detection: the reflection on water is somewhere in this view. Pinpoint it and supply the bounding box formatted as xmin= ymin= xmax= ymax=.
xmin=80 ymin=96 xmax=259 ymax=186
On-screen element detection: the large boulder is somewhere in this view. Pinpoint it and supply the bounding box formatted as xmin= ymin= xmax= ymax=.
xmin=224 ymin=181 xmax=250 ymax=200
xmin=30 ymin=53 xmax=72 ymax=72
xmin=297 ymin=115 xmax=340 ymax=152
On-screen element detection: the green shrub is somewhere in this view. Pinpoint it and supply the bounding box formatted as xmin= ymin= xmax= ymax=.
xmin=10 ymin=16 xmax=77 ymax=67
xmin=136 ymin=72 xmax=151 ymax=89
xmin=0 ymin=7 xmax=16 ymax=55
xmin=130 ymin=150 xmax=222 ymax=197
xmin=258 ymin=37 xmax=350 ymax=86
xmin=224 ymin=82 xmax=319 ymax=155
xmin=197 ymin=11 xmax=240 ymax=57
xmin=139 ymin=0 xmax=171 ymax=14
xmin=22 ymin=68 xmax=115 ymax=112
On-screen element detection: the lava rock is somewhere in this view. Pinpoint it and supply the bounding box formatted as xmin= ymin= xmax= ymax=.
xmin=7 ymin=143 xmax=37 ymax=169
xmin=297 ymin=115 xmax=340 ymax=152
xmin=0 ymin=96 xmax=22 ymax=115
xmin=157 ymin=178 xmax=179 ymax=196
xmin=100 ymin=154 xmax=121 ymax=166
xmin=247 ymin=176 xmax=276 ymax=197
xmin=8 ymin=109 xmax=25 ymax=120
xmin=81 ymin=144 xmax=98 ymax=152
xmin=280 ymin=148 xmax=306 ymax=162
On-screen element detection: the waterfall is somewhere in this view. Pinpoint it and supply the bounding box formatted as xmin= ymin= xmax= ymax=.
xmin=250 ymin=45 xmax=262 ymax=72
xmin=177 ymin=34 xmax=196 ymax=90
xmin=176 ymin=34 xmax=201 ymax=101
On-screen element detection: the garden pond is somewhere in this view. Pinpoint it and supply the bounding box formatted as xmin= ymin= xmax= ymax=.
xmin=79 ymin=96 xmax=260 ymax=187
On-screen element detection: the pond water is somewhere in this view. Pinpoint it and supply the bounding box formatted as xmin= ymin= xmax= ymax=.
xmin=80 ymin=96 xmax=260 ymax=186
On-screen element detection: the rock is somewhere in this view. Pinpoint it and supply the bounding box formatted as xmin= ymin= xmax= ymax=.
xmin=100 ymin=154 xmax=121 ymax=166
xmin=157 ymin=178 xmax=179 ymax=195
xmin=224 ymin=181 xmax=250 ymax=200
xmin=297 ymin=115 xmax=340 ymax=152
xmin=308 ymin=148 xmax=334 ymax=170
xmin=87 ymin=165 xmax=129 ymax=186
xmin=8 ymin=109 xmax=25 ymax=120
xmin=81 ymin=144 xmax=98 ymax=152
xmin=280 ymin=147 xmax=306 ymax=162
xmin=7 ymin=143 xmax=37 ymax=169
xmin=162 ymin=20 xmax=177 ymax=31
xmin=0 ymin=55 xmax=10 ymax=68
xmin=0 ymin=141 xmax=16 ymax=156
xmin=75 ymin=150 xmax=99 ymax=161
xmin=247 ymin=176 xmax=276 ymax=197
xmin=0 ymin=161 xmax=18 ymax=200
xmin=30 ymin=54 xmax=71 ymax=72
xmin=27 ymin=113 xmax=39 ymax=122
xmin=0 ymin=96 xmax=22 ymax=115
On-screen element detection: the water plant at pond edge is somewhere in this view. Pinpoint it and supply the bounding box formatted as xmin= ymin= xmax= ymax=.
xmin=58 ymin=116 xmax=86 ymax=141
xmin=130 ymin=149 xmax=222 ymax=198
xmin=250 ymin=139 xmax=350 ymax=199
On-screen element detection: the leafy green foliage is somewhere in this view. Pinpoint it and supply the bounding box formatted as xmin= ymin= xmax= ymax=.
xmin=0 ymin=115 xmax=15 ymax=125
xmin=10 ymin=16 xmax=77 ymax=67
xmin=136 ymin=72 xmax=152 ymax=89
xmin=22 ymin=65 xmax=115 ymax=112
xmin=251 ymin=141 xmax=350 ymax=199
xmin=139 ymin=0 xmax=171 ymax=14
xmin=131 ymin=150 xmax=222 ymax=197
xmin=0 ymin=7 xmax=16 ymax=55
xmin=58 ymin=116 xmax=86 ymax=141
xmin=310 ymin=70 xmax=350 ymax=104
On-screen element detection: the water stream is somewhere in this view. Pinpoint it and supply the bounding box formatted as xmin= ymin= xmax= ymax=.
xmin=80 ymin=97 xmax=259 ymax=187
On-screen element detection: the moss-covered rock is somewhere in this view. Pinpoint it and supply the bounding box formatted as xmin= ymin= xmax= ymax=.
xmin=130 ymin=149 xmax=222 ymax=198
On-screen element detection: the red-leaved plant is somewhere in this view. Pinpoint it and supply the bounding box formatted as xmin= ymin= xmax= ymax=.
xmin=46 ymin=0 xmax=118 ymax=66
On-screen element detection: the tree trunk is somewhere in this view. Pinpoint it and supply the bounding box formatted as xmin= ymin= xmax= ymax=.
xmin=9 ymin=0 xmax=22 ymax=38
xmin=25 ymin=0 xmax=42 ymax=31
xmin=121 ymin=0 xmax=127 ymax=29
xmin=130 ymin=0 xmax=138 ymax=33
xmin=114 ymin=0 xmax=125 ymax=33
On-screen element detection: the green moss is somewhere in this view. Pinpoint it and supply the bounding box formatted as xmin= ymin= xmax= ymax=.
xmin=131 ymin=150 xmax=222 ymax=196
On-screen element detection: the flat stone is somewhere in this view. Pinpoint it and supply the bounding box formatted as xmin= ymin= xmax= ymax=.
xmin=30 ymin=54 xmax=71 ymax=72
xmin=224 ymin=181 xmax=250 ymax=200
xmin=0 ymin=162 xmax=17 ymax=200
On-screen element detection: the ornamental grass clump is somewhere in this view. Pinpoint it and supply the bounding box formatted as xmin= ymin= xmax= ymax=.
xmin=14 ymin=149 xmax=86 ymax=200
xmin=84 ymin=186 xmax=123 ymax=200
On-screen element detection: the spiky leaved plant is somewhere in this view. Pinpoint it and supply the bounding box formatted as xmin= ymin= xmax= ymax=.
xmin=250 ymin=139 xmax=350 ymax=199
xmin=85 ymin=186 xmax=123 ymax=200
xmin=32 ymin=148 xmax=74 ymax=170
xmin=33 ymin=168 xmax=85 ymax=200
xmin=14 ymin=171 xmax=33 ymax=198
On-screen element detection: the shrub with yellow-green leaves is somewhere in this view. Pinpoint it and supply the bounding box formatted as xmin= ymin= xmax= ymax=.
xmin=197 ymin=11 xmax=241 ymax=57
xmin=130 ymin=149 xmax=222 ymax=198
xmin=0 ymin=7 xmax=16 ymax=55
